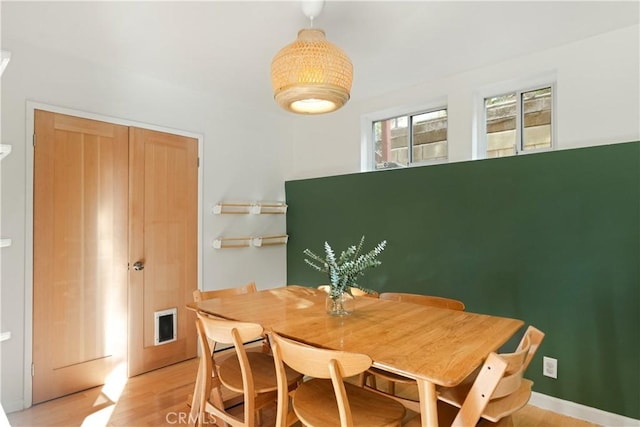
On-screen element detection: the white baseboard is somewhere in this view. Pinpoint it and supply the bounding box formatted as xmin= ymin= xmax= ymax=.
xmin=1 ymin=399 xmax=25 ymax=414
xmin=530 ymin=392 xmax=640 ymax=427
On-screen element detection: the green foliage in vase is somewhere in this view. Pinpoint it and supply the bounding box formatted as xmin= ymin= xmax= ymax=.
xmin=303 ymin=236 xmax=387 ymax=298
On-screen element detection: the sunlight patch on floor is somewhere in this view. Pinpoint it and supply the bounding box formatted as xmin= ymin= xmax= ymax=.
xmin=80 ymin=404 xmax=115 ymax=427
xmin=100 ymin=362 xmax=127 ymax=403
xmin=80 ymin=363 xmax=127 ymax=426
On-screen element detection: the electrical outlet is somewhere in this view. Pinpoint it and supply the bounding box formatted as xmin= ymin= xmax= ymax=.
xmin=543 ymin=356 xmax=557 ymax=379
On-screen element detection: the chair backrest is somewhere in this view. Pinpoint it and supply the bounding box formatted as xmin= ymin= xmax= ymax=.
xmin=518 ymin=325 xmax=545 ymax=373
xmin=379 ymin=292 xmax=465 ymax=311
xmin=452 ymin=352 xmax=507 ymax=427
xmin=268 ymin=330 xmax=373 ymax=427
xmin=490 ymin=334 xmax=530 ymax=399
xmin=196 ymin=313 xmax=264 ymax=426
xmin=317 ymin=285 xmax=379 ymax=298
xmin=193 ymin=281 xmax=257 ymax=302
xmin=437 ymin=325 xmax=545 ymax=424
xmin=491 ymin=325 xmax=545 ymax=399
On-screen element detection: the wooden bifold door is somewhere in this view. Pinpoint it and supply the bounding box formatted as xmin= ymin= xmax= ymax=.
xmin=33 ymin=110 xmax=197 ymax=403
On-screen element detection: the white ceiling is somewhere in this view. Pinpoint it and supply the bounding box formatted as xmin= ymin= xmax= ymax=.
xmin=2 ymin=1 xmax=639 ymax=110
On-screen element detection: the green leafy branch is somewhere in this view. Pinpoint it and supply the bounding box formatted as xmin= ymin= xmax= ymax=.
xmin=303 ymin=236 xmax=387 ymax=298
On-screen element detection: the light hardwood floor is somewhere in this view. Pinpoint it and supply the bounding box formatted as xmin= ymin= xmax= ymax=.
xmin=8 ymin=357 xmax=599 ymax=426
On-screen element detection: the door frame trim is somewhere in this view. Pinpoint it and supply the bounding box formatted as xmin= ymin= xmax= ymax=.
xmin=23 ymin=101 xmax=204 ymax=408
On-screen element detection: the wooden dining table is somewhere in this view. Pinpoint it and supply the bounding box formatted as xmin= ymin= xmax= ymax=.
xmin=187 ymin=285 xmax=523 ymax=426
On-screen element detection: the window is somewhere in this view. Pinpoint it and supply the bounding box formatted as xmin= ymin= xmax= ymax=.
xmin=484 ymin=86 xmax=553 ymax=158
xmin=373 ymin=108 xmax=448 ymax=170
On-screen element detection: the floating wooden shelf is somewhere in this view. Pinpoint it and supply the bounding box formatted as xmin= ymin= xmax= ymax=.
xmin=212 ymin=236 xmax=252 ymax=249
xmin=0 ymin=50 xmax=10 ymax=76
xmin=0 ymin=144 xmax=12 ymax=161
xmin=250 ymin=203 xmax=288 ymax=215
xmin=212 ymin=200 xmax=287 ymax=249
xmin=212 ymin=202 xmax=252 ymax=215
xmin=252 ymin=234 xmax=288 ymax=247
xmin=212 ymin=201 xmax=287 ymax=215
xmin=213 ymin=235 xmax=288 ymax=249
xmin=0 ymin=143 xmax=11 ymax=250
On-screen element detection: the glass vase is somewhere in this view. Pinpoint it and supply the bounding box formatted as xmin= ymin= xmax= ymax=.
xmin=325 ymin=291 xmax=355 ymax=316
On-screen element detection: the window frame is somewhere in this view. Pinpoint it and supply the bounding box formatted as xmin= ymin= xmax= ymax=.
xmin=479 ymin=81 xmax=556 ymax=159
xmin=361 ymin=99 xmax=449 ymax=171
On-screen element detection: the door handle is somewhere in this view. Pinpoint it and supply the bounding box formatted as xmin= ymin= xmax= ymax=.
xmin=132 ymin=261 xmax=145 ymax=271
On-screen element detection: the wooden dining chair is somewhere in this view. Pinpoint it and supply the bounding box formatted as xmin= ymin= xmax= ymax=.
xmin=379 ymin=292 xmax=465 ymax=310
xmin=317 ymin=284 xmax=379 ymax=298
xmin=437 ymin=325 xmax=545 ymax=426
xmin=189 ymin=282 xmax=262 ymax=411
xmin=364 ymin=291 xmax=466 ymax=396
xmin=268 ymin=330 xmax=406 ymax=427
xmin=400 ymin=352 xmax=508 ymax=427
xmin=193 ymin=281 xmax=257 ymax=302
xmin=194 ymin=313 xmax=302 ymax=427
xmin=193 ymin=281 xmax=270 ymax=354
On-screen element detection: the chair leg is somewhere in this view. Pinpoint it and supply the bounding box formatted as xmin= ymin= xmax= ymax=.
xmin=261 ymin=336 xmax=271 ymax=353
xmin=206 ymin=378 xmax=226 ymax=426
xmin=210 ymin=387 xmax=225 ymax=414
xmin=370 ymin=374 xmax=377 ymax=390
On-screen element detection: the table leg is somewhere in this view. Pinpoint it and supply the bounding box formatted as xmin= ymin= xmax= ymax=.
xmin=416 ymin=379 xmax=438 ymax=427
xmin=188 ymin=357 xmax=204 ymax=427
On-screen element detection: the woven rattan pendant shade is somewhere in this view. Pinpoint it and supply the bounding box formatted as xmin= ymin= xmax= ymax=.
xmin=271 ymin=28 xmax=353 ymax=114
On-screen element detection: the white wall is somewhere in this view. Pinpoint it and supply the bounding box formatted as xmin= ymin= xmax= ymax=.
xmin=0 ymin=38 xmax=292 ymax=411
xmin=288 ymin=24 xmax=640 ymax=180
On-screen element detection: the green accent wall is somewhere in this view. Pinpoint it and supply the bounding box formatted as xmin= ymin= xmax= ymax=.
xmin=285 ymin=141 xmax=640 ymax=419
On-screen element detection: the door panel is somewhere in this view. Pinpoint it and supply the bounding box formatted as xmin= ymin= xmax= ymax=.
xmin=33 ymin=111 xmax=199 ymax=401
xmin=33 ymin=110 xmax=129 ymax=403
xmin=128 ymin=127 xmax=198 ymax=376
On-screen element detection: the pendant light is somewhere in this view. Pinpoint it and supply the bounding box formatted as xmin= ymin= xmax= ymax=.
xmin=271 ymin=0 xmax=353 ymax=114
